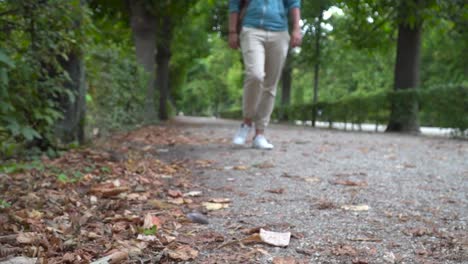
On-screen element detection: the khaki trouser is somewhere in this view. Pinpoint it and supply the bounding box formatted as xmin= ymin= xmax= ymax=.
xmin=240 ymin=27 xmax=290 ymax=130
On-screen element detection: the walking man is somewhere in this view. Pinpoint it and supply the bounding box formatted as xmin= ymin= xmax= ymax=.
xmin=229 ymin=0 xmax=302 ymax=149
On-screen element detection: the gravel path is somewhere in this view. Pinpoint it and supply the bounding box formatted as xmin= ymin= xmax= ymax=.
xmin=161 ymin=116 xmax=468 ymax=264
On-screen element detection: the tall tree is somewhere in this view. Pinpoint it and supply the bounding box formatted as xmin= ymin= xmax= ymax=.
xmin=386 ymin=0 xmax=424 ymax=133
xmin=129 ymin=0 xmax=158 ymax=122
xmin=147 ymin=0 xmax=200 ymax=120
xmin=55 ymin=0 xmax=87 ymax=144
xmin=301 ymin=0 xmax=334 ymax=126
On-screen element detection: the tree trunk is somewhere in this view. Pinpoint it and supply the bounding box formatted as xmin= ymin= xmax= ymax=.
xmin=55 ymin=0 xmax=86 ymax=144
xmin=56 ymin=52 xmax=86 ymax=144
xmin=156 ymin=16 xmax=173 ymax=121
xmin=386 ymin=22 xmax=422 ymax=133
xmin=129 ymin=0 xmax=157 ymax=122
xmin=312 ymin=12 xmax=323 ymax=127
xmin=281 ymin=51 xmax=292 ymax=120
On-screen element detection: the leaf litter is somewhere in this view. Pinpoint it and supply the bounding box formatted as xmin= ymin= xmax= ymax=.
xmin=0 ymin=126 xmax=225 ymax=263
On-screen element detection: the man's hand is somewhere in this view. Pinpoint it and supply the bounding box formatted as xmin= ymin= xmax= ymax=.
xmin=290 ymin=28 xmax=302 ymax=48
xmin=228 ymin=32 xmax=240 ymax=49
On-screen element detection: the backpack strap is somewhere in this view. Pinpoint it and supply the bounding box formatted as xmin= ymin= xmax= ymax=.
xmin=237 ymin=0 xmax=251 ymax=33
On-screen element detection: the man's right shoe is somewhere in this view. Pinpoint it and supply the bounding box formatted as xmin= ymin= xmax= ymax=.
xmin=252 ymin=135 xmax=274 ymax=150
xmin=232 ymin=123 xmax=252 ymax=145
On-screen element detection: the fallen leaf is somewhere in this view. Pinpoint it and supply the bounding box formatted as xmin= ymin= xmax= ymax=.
xmin=260 ymin=229 xmax=291 ymax=247
xmin=304 ymin=177 xmax=321 ymax=183
xmin=142 ymin=213 xmax=162 ymax=229
xmin=383 ymin=251 xmax=396 ymax=263
xmin=332 ymin=245 xmax=358 ymax=256
xmin=91 ymin=250 xmax=128 ymax=264
xmin=254 ymin=162 xmax=275 ymax=169
xmin=233 ymin=165 xmax=248 ymax=171
xmin=160 ymin=234 xmax=176 ymax=245
xmin=0 ymin=257 xmax=37 ymax=264
xmin=0 ymin=246 xmax=22 ymax=259
xmin=16 ymin=232 xmax=38 ymax=245
xmin=352 ymin=258 xmax=369 ymax=264
xmin=167 ymin=245 xmax=198 ymax=261
xmin=316 ymin=199 xmax=336 ymax=210
xmin=136 ymin=234 xmax=157 ymax=242
xmin=148 ymin=199 xmax=174 ymax=209
xmin=296 ymin=248 xmax=314 ymax=256
xmin=209 ymin=198 xmax=231 ymax=203
xmin=184 ymin=191 xmax=203 ymax=197
xmin=168 ymin=198 xmax=185 ymax=205
xmin=348 ymin=236 xmax=382 ymax=242
xmin=168 ymin=189 xmax=183 ymax=198
xmin=273 ymin=256 xmax=297 ymax=264
xmin=202 ymin=202 xmax=229 ymax=211
xmin=266 ymin=188 xmax=285 ymax=194
xmin=341 ymin=205 xmax=369 ymax=211
xmin=330 ymin=179 xmax=368 ymax=187
xmin=89 ymin=186 xmax=129 ymax=197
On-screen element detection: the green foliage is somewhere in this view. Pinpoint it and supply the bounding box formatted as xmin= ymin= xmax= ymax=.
xmin=0 ymin=160 xmax=45 ymax=174
xmin=177 ymin=35 xmax=242 ymax=116
xmin=221 ymin=85 xmax=468 ymax=135
xmin=85 ymin=15 xmax=148 ymax=132
xmin=0 ymin=0 xmax=89 ymax=157
xmin=141 ymin=226 xmax=158 ymax=236
xmin=0 ymin=199 xmax=11 ymax=209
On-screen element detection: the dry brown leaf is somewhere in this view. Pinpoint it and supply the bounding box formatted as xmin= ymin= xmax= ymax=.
xmin=168 ymin=198 xmax=185 ymax=205
xmin=167 ymin=245 xmax=198 ymax=261
xmin=202 ymin=202 xmax=229 ymax=211
xmin=241 ymin=233 xmax=263 ymax=244
xmin=254 ymin=162 xmax=275 ymax=169
xmin=332 ymin=245 xmax=358 ymax=256
xmin=266 ymin=188 xmax=285 ymax=194
xmin=330 ymin=179 xmax=368 ymax=187
xmin=91 ymin=250 xmax=128 ymax=264
xmin=273 ymin=256 xmax=297 ymax=264
xmin=142 ymin=213 xmax=162 ymax=229
xmin=89 ymin=186 xmax=129 ymax=197
xmin=303 ymin=177 xmax=321 ymax=183
xmin=0 ymin=246 xmax=21 ymax=258
xmin=16 ymin=232 xmax=38 ymax=245
xmin=184 ymin=191 xmax=203 ymax=197
xmin=341 ymin=204 xmax=369 ymax=211
xmin=209 ymin=198 xmax=231 ymax=203
xmin=233 ymin=165 xmax=248 ymax=171
xmin=168 ymin=189 xmax=183 ymax=198
xmin=148 ymin=199 xmax=175 ymax=209
xmin=0 ymin=257 xmax=37 ymax=264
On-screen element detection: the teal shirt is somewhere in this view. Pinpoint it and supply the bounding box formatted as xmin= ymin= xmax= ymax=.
xmin=229 ymin=0 xmax=301 ymax=31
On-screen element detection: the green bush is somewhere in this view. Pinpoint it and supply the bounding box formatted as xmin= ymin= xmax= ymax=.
xmin=219 ymin=85 xmax=467 ymax=135
xmin=85 ymin=42 xmax=149 ymax=132
xmin=0 ymin=1 xmax=87 ymax=158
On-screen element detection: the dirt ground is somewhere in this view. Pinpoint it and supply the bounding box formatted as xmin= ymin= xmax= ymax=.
xmin=0 ymin=116 xmax=466 ymax=264
xmin=159 ymin=116 xmax=468 ymax=264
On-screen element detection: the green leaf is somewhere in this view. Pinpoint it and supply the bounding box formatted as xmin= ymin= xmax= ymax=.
xmin=0 ymin=199 xmax=11 ymax=209
xmin=21 ymin=127 xmax=41 ymax=141
xmin=0 ymin=50 xmax=14 ymax=68
xmin=57 ymin=173 xmax=70 ymax=183
xmin=142 ymin=226 xmax=158 ymax=235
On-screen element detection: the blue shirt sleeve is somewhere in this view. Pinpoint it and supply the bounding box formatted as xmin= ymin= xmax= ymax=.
xmin=285 ymin=0 xmax=301 ymax=10
xmin=229 ymin=0 xmax=240 ymax=13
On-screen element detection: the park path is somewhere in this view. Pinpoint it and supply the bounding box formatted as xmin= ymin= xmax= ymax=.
xmin=159 ymin=116 xmax=468 ymax=263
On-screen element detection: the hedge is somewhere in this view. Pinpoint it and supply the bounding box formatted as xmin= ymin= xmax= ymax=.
xmin=220 ymin=84 xmax=467 ymax=133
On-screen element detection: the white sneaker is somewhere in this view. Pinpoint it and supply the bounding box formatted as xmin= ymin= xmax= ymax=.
xmin=252 ymin=135 xmax=274 ymax=150
xmin=233 ymin=124 xmax=252 ymax=145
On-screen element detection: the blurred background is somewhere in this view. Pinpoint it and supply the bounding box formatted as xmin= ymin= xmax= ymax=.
xmin=0 ymin=0 xmax=466 ymax=158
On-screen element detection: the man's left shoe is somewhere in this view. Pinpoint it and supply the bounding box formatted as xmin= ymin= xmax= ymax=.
xmin=252 ymin=135 xmax=274 ymax=150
